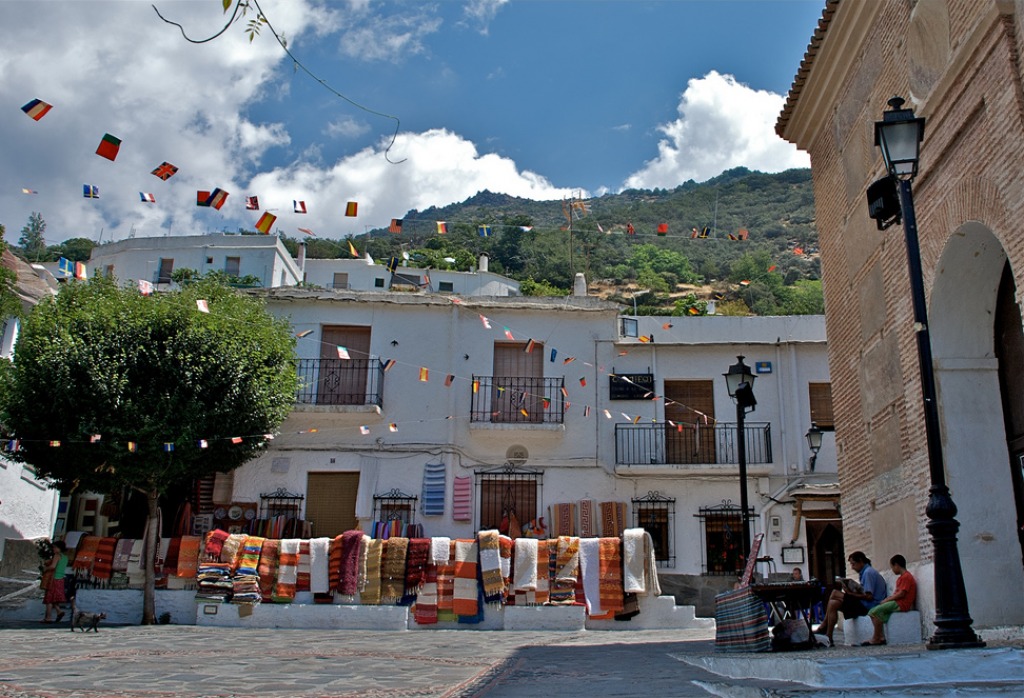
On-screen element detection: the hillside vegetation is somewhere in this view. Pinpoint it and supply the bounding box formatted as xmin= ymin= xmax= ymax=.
xmin=283 ymin=167 xmax=820 ymax=316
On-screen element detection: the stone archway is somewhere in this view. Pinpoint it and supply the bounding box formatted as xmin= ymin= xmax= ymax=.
xmin=929 ymin=222 xmax=1024 ymax=627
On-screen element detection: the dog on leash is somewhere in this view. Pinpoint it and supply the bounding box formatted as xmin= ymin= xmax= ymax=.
xmin=70 ymin=611 xmax=106 ymax=632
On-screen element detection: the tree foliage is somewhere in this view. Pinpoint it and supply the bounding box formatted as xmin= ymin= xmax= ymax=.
xmin=1 ymin=276 xmax=298 ymax=622
xmin=19 ymin=212 xmax=47 ymax=262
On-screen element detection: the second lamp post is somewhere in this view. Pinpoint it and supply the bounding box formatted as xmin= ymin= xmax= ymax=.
xmin=724 ymin=356 xmax=757 ymax=564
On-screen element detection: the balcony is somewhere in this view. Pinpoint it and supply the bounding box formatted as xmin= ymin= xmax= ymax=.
xmin=294 ymin=358 xmax=384 ymax=409
xmin=615 ymin=421 xmax=772 ymax=468
xmin=470 ymin=375 xmax=565 ymax=427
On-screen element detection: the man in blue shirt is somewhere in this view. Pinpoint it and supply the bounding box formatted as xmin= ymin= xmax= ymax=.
xmin=813 ymin=551 xmax=888 ymax=647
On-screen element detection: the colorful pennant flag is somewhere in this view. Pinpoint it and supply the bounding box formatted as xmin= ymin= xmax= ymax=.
xmin=58 ymin=257 xmax=73 ymax=276
xmin=584 ymin=405 xmax=591 ymax=417
xmin=359 ymin=426 xmax=370 ymax=435
xmin=246 ymin=195 xmax=259 ymax=210
xmin=519 ymin=226 xmax=533 ymax=232
xmin=345 ymin=201 xmax=358 ymax=217
xmin=298 ymin=227 xmax=315 ymax=236
xmin=579 ymin=377 xmax=587 ymax=387
xmin=127 ymin=441 xmax=137 ymax=452
xmin=563 ymin=357 xmax=576 ymax=365
xmin=382 ymin=359 xmax=396 ymax=371
xmin=389 ymin=423 xmax=398 ymax=432
xmin=479 ymin=315 xmax=491 ymax=329
xmin=478 ymin=225 xmax=492 ymax=237
xmin=503 ymin=327 xmax=514 ymax=340
xmin=419 ymin=367 xmax=429 ymax=382
xmin=21 ymin=98 xmax=53 ymax=121
xmin=163 ymin=443 xmax=175 ymax=452
xmin=472 ymin=380 xmax=479 ymax=393
xmin=296 ymin=329 xmax=314 ymax=338
xmin=95 ymin=133 xmax=121 ymax=161
xmin=138 ymin=279 xmax=153 ymax=296
xmin=151 ymin=162 xmax=178 ymax=180
xmin=231 ymin=436 xmax=243 ymax=444
xmin=524 ymin=339 xmax=536 ymax=353
xmin=657 ymin=223 xmax=668 ymax=236
xmin=140 ymin=192 xmax=156 ymax=203
xmin=436 ymin=221 xmax=448 ymax=234
xmin=445 ymin=374 xmax=454 ymax=387
xmin=389 ymin=218 xmax=403 ymax=233
xmin=550 ymin=348 xmax=557 ymax=362
xmin=294 ymin=200 xmax=307 ymax=214
xmin=83 ymin=184 xmax=99 ymax=199
xmin=196 ymin=300 xmax=210 ymax=313
xmin=627 ymin=222 xmax=636 ymax=235
xmin=336 ymin=346 xmax=350 ymax=359
xmin=348 ymin=240 xmax=359 ymax=258
xmin=208 ymin=189 xmax=228 ymax=209
xmin=198 ymin=439 xmax=208 ymax=449
xmin=21 ymin=188 xmax=37 ymax=195
xmin=386 ymin=257 xmax=399 ymax=273
xmin=255 ymin=212 xmax=276 ymax=234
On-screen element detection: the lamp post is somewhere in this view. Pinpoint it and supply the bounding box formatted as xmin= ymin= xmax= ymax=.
xmin=805 ymin=423 xmax=823 ymax=472
xmin=724 ymin=356 xmax=757 ymax=565
xmin=872 ymin=96 xmax=984 ymax=649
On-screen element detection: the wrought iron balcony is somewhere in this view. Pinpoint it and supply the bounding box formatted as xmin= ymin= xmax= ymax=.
xmin=615 ymin=421 xmax=772 ymax=465
xmin=470 ymin=375 xmax=565 ymax=424
xmin=295 ymin=358 xmax=384 ymax=407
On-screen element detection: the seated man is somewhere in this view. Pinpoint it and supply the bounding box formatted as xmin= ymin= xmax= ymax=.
xmin=863 ymin=554 xmax=917 ymax=646
xmin=814 ymin=550 xmax=887 ymax=646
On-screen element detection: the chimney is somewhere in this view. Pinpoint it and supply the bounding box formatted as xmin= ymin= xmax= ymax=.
xmin=573 ymin=272 xmax=587 ymax=296
xmin=297 ymin=242 xmax=306 ymax=274
xmin=478 ymin=253 xmax=489 ymax=273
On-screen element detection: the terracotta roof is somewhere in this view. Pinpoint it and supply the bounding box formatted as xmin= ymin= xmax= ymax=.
xmin=775 ymin=0 xmax=841 ymax=139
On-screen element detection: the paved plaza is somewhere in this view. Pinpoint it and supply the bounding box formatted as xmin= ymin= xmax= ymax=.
xmin=0 ymin=622 xmax=1021 ymax=697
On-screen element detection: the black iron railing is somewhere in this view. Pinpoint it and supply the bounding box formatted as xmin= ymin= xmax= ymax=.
xmin=615 ymin=421 xmax=772 ymax=465
xmin=470 ymin=375 xmax=565 ymax=424
xmin=295 ymin=358 xmax=384 ymax=407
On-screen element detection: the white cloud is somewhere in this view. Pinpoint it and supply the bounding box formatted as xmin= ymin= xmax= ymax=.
xmin=325 ymin=116 xmax=371 ymax=139
xmin=247 ymin=128 xmax=578 ymax=238
xmin=462 ymin=0 xmax=509 ymax=34
xmin=622 ymin=71 xmax=810 ymax=190
xmin=338 ymin=8 xmax=443 ymax=62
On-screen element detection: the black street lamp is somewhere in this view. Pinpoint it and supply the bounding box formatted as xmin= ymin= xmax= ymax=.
xmin=872 ymin=96 xmax=984 ymax=650
xmin=724 ymin=355 xmax=757 ymax=564
xmin=805 ymin=423 xmax=823 ymax=472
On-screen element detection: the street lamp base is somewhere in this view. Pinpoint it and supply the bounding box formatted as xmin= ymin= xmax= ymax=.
xmin=927 ymin=636 xmax=986 ymax=651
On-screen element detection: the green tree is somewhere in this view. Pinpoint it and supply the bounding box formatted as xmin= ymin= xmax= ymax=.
xmin=19 ymin=212 xmax=47 ymax=262
xmin=1 ymin=276 xmax=298 ymax=624
xmin=53 ymin=237 xmax=96 ymax=262
xmin=0 ymin=222 xmax=23 ymax=322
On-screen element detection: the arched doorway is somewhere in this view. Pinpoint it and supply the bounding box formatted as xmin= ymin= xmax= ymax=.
xmin=994 ymin=262 xmax=1024 ymax=565
xmin=929 ymin=222 xmax=1024 ymax=626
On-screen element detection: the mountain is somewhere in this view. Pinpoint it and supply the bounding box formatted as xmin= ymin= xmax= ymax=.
xmin=286 ymin=167 xmax=821 ymax=316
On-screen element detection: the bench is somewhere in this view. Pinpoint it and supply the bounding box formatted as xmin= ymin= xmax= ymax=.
xmin=843 ymin=609 xmax=922 ymax=645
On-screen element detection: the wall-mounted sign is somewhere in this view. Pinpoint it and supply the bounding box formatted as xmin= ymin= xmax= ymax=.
xmin=755 ymin=361 xmax=773 ymax=374
xmin=609 ymin=373 xmax=655 ymax=400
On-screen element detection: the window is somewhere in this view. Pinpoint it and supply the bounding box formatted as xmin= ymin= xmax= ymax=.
xmin=206 ymin=257 xmax=214 ymax=264
xmin=633 ymin=492 xmax=675 ymax=567
xmin=621 ymin=316 xmax=638 ymax=338
xmin=809 ymin=382 xmax=834 ymax=430
xmin=225 ymin=256 xmax=241 ymax=276
xmin=696 ymin=502 xmax=754 ymax=575
xmin=374 ymin=277 xmax=385 ymax=288
xmin=332 ymin=272 xmax=349 ymax=290
xmin=157 ymin=258 xmax=174 ymax=284
xmin=438 ymin=281 xmax=454 ymax=293
xmin=104 ymin=265 xmax=114 ymax=277
xmin=489 ymin=341 xmax=545 ymax=423
xmin=476 ymin=465 xmax=542 ymax=532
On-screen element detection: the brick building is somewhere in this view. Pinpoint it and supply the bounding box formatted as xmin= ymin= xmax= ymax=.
xmin=777 ymin=0 xmax=1024 ymax=630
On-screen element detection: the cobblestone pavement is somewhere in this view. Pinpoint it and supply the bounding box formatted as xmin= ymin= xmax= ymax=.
xmin=0 ymin=622 xmax=1020 ymax=698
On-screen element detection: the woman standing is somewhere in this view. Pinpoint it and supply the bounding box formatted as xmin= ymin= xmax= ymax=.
xmin=42 ymin=541 xmax=68 ymax=623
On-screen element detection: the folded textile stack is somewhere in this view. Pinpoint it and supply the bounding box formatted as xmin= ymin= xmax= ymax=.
xmin=232 ymin=574 xmax=261 ymax=605
xmin=195 ymin=562 xmax=233 ymax=602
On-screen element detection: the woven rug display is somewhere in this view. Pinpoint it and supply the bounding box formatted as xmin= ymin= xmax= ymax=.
xmin=274 ymin=539 xmax=300 ymax=602
xmin=127 ymin=539 xmax=145 ymax=586
xmin=452 ymin=539 xmax=479 ymax=617
xmin=309 ymin=537 xmax=331 ymax=594
xmin=422 ymin=462 xmax=446 ymax=516
xmin=337 ymin=530 xmax=363 ymax=595
xmin=361 ymin=538 xmax=384 ymax=605
xmin=161 ymin=537 xmax=181 ymax=579
xmin=236 ymin=536 xmax=264 ymax=577
xmin=598 ymin=537 xmax=624 ymax=614
xmin=328 ymin=534 xmax=344 ymax=592
xmin=413 ymin=564 xmax=439 ymax=625
xmin=436 ymin=540 xmax=456 ymax=621
xmin=221 ymin=534 xmax=247 ymax=571
xmin=112 ymin=539 xmax=133 ymax=573
xmin=578 ymin=537 xmax=602 ymax=616
xmin=296 ymin=540 xmax=311 ymax=592
xmin=600 ymin=501 xmax=628 ymax=537
xmin=176 ymin=535 xmax=201 ymax=579
xmin=204 ymin=529 xmax=229 ymax=559
xmin=404 ymin=538 xmax=430 ymax=597
xmin=548 ymin=538 xmax=576 ymax=605
xmin=478 ymin=530 xmax=504 ymax=604
xmin=578 ymin=499 xmax=596 ymax=537
xmin=549 ymin=503 xmax=576 ymax=537
xmin=257 ymin=539 xmax=279 ymax=602
xmin=452 ymin=476 xmax=472 ymax=521
xmin=513 ymin=538 xmax=538 ymax=592
xmin=92 ymin=537 xmax=118 ymax=580
xmin=622 ymin=528 xmax=647 ymax=594
xmin=381 ymin=537 xmax=409 ymax=603
xmin=714 ymin=586 xmax=771 ymax=652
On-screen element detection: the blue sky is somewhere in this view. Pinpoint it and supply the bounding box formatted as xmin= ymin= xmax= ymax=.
xmin=1 ymin=0 xmax=822 ymax=245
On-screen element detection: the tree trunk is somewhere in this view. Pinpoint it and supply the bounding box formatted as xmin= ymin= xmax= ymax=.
xmin=142 ymin=488 xmax=160 ymax=625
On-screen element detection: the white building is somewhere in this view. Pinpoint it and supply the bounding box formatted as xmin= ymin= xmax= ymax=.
xmin=87 ymin=234 xmax=302 ymax=288
xmin=300 ymin=253 xmax=519 ymax=297
xmin=228 ymin=287 xmax=835 ymax=615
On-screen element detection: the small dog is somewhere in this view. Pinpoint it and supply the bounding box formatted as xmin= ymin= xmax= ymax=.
xmin=70 ymin=611 xmax=107 ymax=632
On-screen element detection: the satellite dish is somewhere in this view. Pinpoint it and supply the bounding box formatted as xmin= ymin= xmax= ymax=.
xmin=505 ymin=444 xmax=529 ymax=466
xmin=402 ymin=251 xmax=410 ymax=260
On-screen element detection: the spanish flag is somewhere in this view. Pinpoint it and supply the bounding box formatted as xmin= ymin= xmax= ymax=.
xmin=345 ymin=201 xmax=358 ymax=217
xmin=255 ymin=212 xmax=276 ymax=234
xmin=419 ymin=367 xmax=429 ymax=382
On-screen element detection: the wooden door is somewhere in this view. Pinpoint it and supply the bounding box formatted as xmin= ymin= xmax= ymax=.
xmin=319 ymin=326 xmax=371 ymax=405
xmin=491 ymin=341 xmax=544 ymax=422
xmin=664 ymin=380 xmax=716 ymax=463
xmin=305 ymin=472 xmax=360 ymax=537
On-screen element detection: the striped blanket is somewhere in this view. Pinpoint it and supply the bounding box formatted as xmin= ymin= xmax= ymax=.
xmin=296 ymin=540 xmax=311 ymax=592
xmin=274 ymin=539 xmax=300 ymax=601
xmin=236 ymin=536 xmax=264 ymax=577
xmin=452 ymin=539 xmax=479 ymax=617
xmin=478 ymin=530 xmax=504 ymax=604
xmin=422 ymin=462 xmax=446 ymax=516
xmin=436 ymin=540 xmax=456 ymax=621
xmin=176 ymin=535 xmax=201 ymax=579
xmin=405 ymin=538 xmax=430 ymax=597
xmin=337 ymin=530 xmax=363 ymax=595
xmin=113 ymin=539 xmax=134 ymax=573
xmin=714 ymin=586 xmax=770 ymax=652
xmin=452 ymin=476 xmax=472 ymax=521
xmin=413 ymin=564 xmax=439 ymax=625
xmin=221 ymin=534 xmax=247 ymax=571
xmin=598 ymin=537 xmax=624 ymax=614
xmin=93 ymin=537 xmax=118 ymax=580
xmin=203 ymin=529 xmax=230 ymax=559
xmin=257 ymin=539 xmax=278 ymax=602
xmin=361 ymin=538 xmax=384 ymax=605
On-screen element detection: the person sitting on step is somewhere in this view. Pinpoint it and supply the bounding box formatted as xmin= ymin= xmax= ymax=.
xmin=862 ymin=554 xmax=917 ymax=646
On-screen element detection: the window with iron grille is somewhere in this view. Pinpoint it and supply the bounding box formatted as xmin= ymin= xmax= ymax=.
xmin=631 ymin=491 xmax=675 ymax=567
xmin=696 ymin=501 xmax=755 ymax=575
xmin=809 ymin=382 xmax=834 ymax=430
xmin=475 ymin=465 xmax=542 ymax=534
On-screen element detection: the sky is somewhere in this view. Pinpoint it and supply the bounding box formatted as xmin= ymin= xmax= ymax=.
xmin=1 ymin=0 xmax=822 ymax=246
